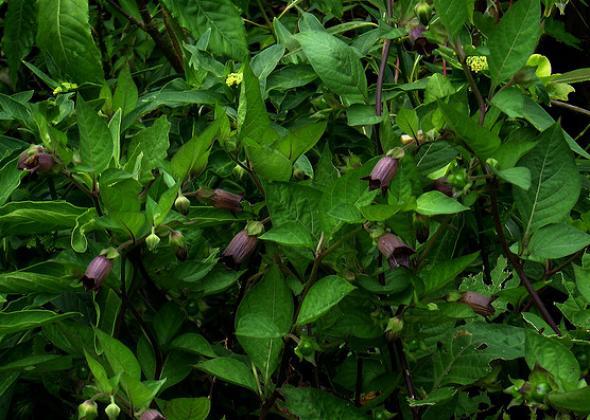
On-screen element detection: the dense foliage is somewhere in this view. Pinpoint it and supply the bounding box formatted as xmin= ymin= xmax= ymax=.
xmin=1 ymin=0 xmax=590 ymax=418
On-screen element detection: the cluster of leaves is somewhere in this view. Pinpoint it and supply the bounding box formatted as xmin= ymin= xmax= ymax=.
xmin=2 ymin=0 xmax=590 ymax=418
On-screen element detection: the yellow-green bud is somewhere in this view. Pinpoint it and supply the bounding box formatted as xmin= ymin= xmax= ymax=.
xmin=226 ymin=72 xmax=243 ymax=87
xmin=146 ymin=229 xmax=161 ymax=252
xmin=400 ymin=134 xmax=415 ymax=145
xmin=105 ymin=401 xmax=121 ymax=419
xmin=78 ymin=400 xmax=98 ymax=420
xmin=415 ymin=1 xmax=432 ymax=25
xmin=174 ymin=194 xmax=191 ymax=215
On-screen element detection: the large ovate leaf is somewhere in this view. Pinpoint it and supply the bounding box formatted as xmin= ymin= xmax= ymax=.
xmin=37 ymin=0 xmax=104 ymax=83
xmin=416 ymin=191 xmax=469 ymax=216
xmin=0 ymin=201 xmax=89 ymax=236
xmin=296 ymin=276 xmax=356 ymax=325
xmin=235 ymin=266 xmax=293 ymax=383
xmin=528 ymin=223 xmax=590 ymax=259
xmin=77 ymin=97 xmax=114 ymax=174
xmin=488 ymin=0 xmax=541 ymax=85
xmin=296 ymin=31 xmax=368 ymax=103
xmin=2 ymin=0 xmax=36 ymax=81
xmin=163 ymin=0 xmax=247 ymax=59
xmin=196 ymin=357 xmax=257 ymax=392
xmin=434 ymin=0 xmax=475 ymax=36
xmin=281 ymin=385 xmax=366 ymax=420
xmin=514 ymin=124 xmax=581 ymax=238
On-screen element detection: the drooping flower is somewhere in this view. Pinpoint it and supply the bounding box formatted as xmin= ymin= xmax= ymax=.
xmin=211 ymin=189 xmax=244 ymax=212
xmin=461 ymin=291 xmax=495 ymax=317
xmin=364 ymin=156 xmax=399 ymax=192
xmin=221 ymin=230 xmax=258 ymax=269
xmin=17 ymin=146 xmax=55 ymax=174
xmin=77 ymin=400 xmax=98 ymax=420
xmin=81 ymin=255 xmax=113 ymax=291
xmin=378 ymin=233 xmax=415 ymax=269
xmin=406 ymin=24 xmax=436 ymax=55
xmin=140 ymin=410 xmax=167 ymax=420
xmin=433 ymin=178 xmax=453 ymax=197
xmin=169 ymin=230 xmax=188 ymax=261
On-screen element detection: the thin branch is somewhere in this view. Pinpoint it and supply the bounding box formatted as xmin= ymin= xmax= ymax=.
xmin=487 ymin=177 xmax=561 ymax=335
xmin=354 ymin=356 xmax=363 ymax=406
xmin=375 ymin=39 xmax=392 ymax=118
xmin=454 ymin=41 xmax=486 ymax=125
xmin=388 ymin=339 xmax=421 ymax=419
xmin=551 ymin=100 xmax=590 ymax=118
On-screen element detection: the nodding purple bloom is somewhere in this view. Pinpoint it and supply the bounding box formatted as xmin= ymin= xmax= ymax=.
xmin=433 ymin=178 xmax=453 ymax=197
xmin=461 ymin=292 xmax=495 ymax=317
xmin=140 ymin=410 xmax=167 ymax=420
xmin=17 ymin=147 xmax=55 ymax=174
xmin=406 ymin=24 xmax=436 ymax=55
xmin=364 ymin=156 xmax=398 ymax=192
xmin=212 ymin=189 xmax=244 ymax=212
xmin=81 ymin=255 xmax=113 ymax=291
xmin=378 ymin=233 xmax=415 ymax=269
xmin=221 ymin=230 xmax=258 ymax=269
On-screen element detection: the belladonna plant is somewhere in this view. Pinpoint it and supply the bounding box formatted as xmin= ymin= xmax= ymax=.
xmin=81 ymin=256 xmax=113 ymax=291
xmin=221 ymin=229 xmax=258 ymax=269
xmin=17 ymin=146 xmax=55 ymax=174
xmin=363 ymin=156 xmax=398 ymax=192
xmin=377 ymin=233 xmax=415 ymax=269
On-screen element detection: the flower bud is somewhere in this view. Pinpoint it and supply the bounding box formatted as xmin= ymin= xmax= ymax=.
xmin=105 ymin=401 xmax=121 ymax=419
xmin=140 ymin=409 xmax=167 ymax=420
xmin=81 ymin=256 xmax=113 ymax=291
xmin=169 ymin=231 xmax=188 ymax=261
xmin=433 ymin=178 xmax=453 ymax=197
xmin=415 ymin=1 xmax=432 ymax=25
xmin=400 ymin=134 xmax=415 ymax=145
xmin=146 ymin=229 xmax=161 ymax=252
xmin=385 ymin=317 xmax=404 ymax=340
xmin=460 ymin=291 xmax=495 ymax=317
xmin=377 ymin=233 xmax=415 ymax=269
xmin=221 ymin=230 xmax=258 ymax=269
xmin=174 ymin=194 xmax=190 ymax=215
xmin=17 ymin=146 xmax=55 ymax=174
xmin=211 ymin=189 xmax=243 ymax=212
xmin=78 ymin=400 xmax=98 ymax=420
xmin=363 ymin=156 xmax=398 ymax=192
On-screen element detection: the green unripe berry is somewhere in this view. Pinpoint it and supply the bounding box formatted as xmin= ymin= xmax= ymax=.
xmin=78 ymin=400 xmax=98 ymax=420
xmin=105 ymin=401 xmax=121 ymax=419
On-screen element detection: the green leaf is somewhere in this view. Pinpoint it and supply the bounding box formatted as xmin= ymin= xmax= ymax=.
xmin=397 ymin=108 xmax=419 ymax=137
xmin=0 ymin=201 xmax=89 ymax=236
xmin=160 ymin=397 xmax=211 ymax=420
xmin=245 ymin=142 xmax=292 ymax=181
xmin=513 ymin=124 xmax=580 ymax=238
xmin=95 ymin=330 xmax=141 ymax=381
xmin=296 ymin=31 xmax=368 ymax=103
xmin=170 ymin=333 xmax=217 ymax=358
xmin=196 ymin=357 xmax=257 ymax=392
xmin=528 ymin=223 xmax=590 ymax=259
xmin=360 ymin=204 xmax=397 ymax=222
xmin=235 ymin=314 xmax=284 ymax=339
xmin=0 ymin=310 xmax=78 ymax=335
xmin=235 ymin=266 xmax=293 ymax=383
xmin=296 ymin=276 xmax=356 ymax=325
xmin=128 ymin=116 xmax=171 ymax=177
xmin=281 ymin=385 xmax=366 ymax=420
xmin=276 ymin=121 xmax=328 ymax=161
xmin=0 ymin=271 xmax=78 ymax=294
xmin=495 ymin=167 xmax=531 ymax=190
xmin=416 ymin=191 xmax=469 ymax=216
xmin=434 ymin=0 xmax=474 ymax=36
xmin=488 ymin=0 xmax=541 ymax=85
xmin=491 ymin=88 xmax=590 ymax=159
xmin=346 ymin=105 xmax=383 ymax=126
xmin=112 ymin=65 xmax=138 ymax=116
xmin=171 ymin=119 xmax=219 ymax=180
xmin=84 ymin=351 xmax=113 ymax=394
xmin=77 ymin=97 xmax=114 ymax=173
xmin=163 ymin=0 xmax=247 ymax=59
xmin=153 ymin=303 xmax=185 ymax=346
xmin=525 ymin=330 xmax=580 ymax=391
xmin=0 ymin=157 xmax=23 ymax=206
xmin=439 ymin=102 xmax=500 ymax=158
xmin=260 ymin=222 xmax=314 ymax=248
xmin=2 ymin=0 xmax=36 ymax=81
xmin=237 ymin=63 xmax=273 ymax=142
xmin=420 ymin=252 xmax=479 ymax=293
xmin=548 ymin=387 xmax=590 ymax=414
xmin=36 ymin=0 xmax=104 ymax=84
